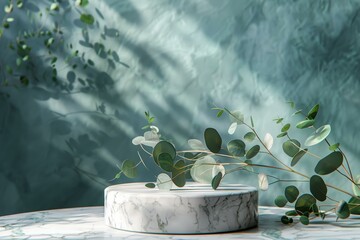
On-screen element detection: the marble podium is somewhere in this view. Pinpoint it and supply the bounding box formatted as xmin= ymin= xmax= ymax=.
xmin=104 ymin=182 xmax=258 ymax=234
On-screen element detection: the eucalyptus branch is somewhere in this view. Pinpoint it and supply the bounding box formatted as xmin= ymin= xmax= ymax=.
xmin=116 ymin=103 xmax=360 ymax=226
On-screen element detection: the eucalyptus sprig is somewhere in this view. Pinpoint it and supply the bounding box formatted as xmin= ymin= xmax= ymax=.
xmin=115 ymin=103 xmax=360 ymax=225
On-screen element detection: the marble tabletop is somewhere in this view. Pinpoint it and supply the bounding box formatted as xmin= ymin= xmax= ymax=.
xmin=0 ymin=206 xmax=359 ymax=239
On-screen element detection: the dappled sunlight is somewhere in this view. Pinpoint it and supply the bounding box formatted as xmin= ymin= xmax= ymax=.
xmin=0 ymin=0 xmax=359 ymax=215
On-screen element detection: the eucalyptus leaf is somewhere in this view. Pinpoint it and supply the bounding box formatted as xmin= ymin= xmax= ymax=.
xmin=188 ymin=139 xmax=205 ymax=150
xmin=211 ymin=172 xmax=222 ymax=190
xmin=204 ymin=128 xmax=222 ymax=153
xmin=227 ymin=139 xmax=246 ymax=157
xmin=156 ymin=173 xmax=172 ymax=190
xmin=158 ymin=153 xmax=173 ymax=172
xmin=258 ymin=173 xmax=268 ymax=191
xmin=4 ymin=4 xmax=13 ymax=13
xmin=212 ymin=164 xmax=225 ymax=179
xmin=80 ymin=14 xmax=95 ymax=25
xmin=281 ymin=124 xmax=290 ymax=132
xmin=275 ymin=195 xmax=288 ymax=207
xmin=315 ymin=151 xmax=343 ymax=175
xmin=250 ymin=116 xmax=254 ymax=127
xmin=132 ymin=136 xmax=145 ymax=145
xmin=76 ymin=0 xmax=89 ymax=7
xmin=305 ymin=125 xmax=331 ymax=147
xmin=292 ymin=110 xmax=302 ymax=116
xmin=348 ymin=197 xmax=360 ymax=215
xmin=291 ymin=149 xmax=307 ymax=166
xmin=172 ymin=160 xmax=186 ymax=187
xmin=216 ymin=109 xmax=224 ymax=117
xmin=153 ymin=141 xmax=176 ymax=167
xmin=295 ymin=194 xmax=316 ymax=215
xmin=281 ymin=215 xmax=290 ymax=224
xmin=121 ymin=160 xmax=137 ymax=178
xmin=296 ymin=119 xmax=315 ymax=129
xmin=228 ymin=122 xmax=237 ymax=135
xmin=244 ymin=159 xmax=254 ymax=172
xmin=285 ymin=210 xmax=298 ymax=216
xmin=50 ymin=3 xmax=59 ymax=11
xmin=310 ymin=175 xmax=327 ymax=201
xmin=336 ymin=200 xmax=350 ymax=219
xmin=299 ymin=216 xmax=309 ymax=225
xmin=246 ymin=145 xmax=260 ymax=159
xmin=145 ymin=183 xmax=156 ymax=188
xmin=277 ymin=132 xmax=287 ymax=138
xmin=229 ymin=110 xmax=244 ymax=124
xmin=263 ymin=133 xmax=273 ymax=150
xmin=307 ymin=104 xmax=319 ymax=120
xmin=190 ymin=156 xmax=217 ymax=184
xmin=282 ymin=139 xmax=300 ymax=157
xmin=275 ymin=118 xmax=283 ymax=124
xmin=329 ymin=143 xmax=340 ymax=151
xmin=244 ymin=132 xmax=255 ymax=142
xmin=352 ymin=175 xmax=360 ymax=197
xmin=285 ymin=185 xmax=299 ymax=203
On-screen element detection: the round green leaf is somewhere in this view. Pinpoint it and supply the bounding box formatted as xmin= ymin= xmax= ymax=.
xmin=281 ymin=123 xmax=291 ymax=132
xmin=314 ymin=151 xmax=343 ymax=175
xmin=352 ymin=175 xmax=360 ymax=197
xmin=229 ymin=110 xmax=244 ymax=124
xmin=285 ymin=210 xmax=298 ymax=216
xmin=244 ymin=159 xmax=254 ymax=172
xmin=336 ymin=200 xmax=350 ymax=219
xmin=227 ymin=139 xmax=246 ymax=157
xmin=295 ymin=194 xmax=316 ymax=215
xmin=310 ymin=175 xmax=327 ymax=201
xmin=305 ymin=125 xmax=331 ymax=147
xmin=158 ymin=153 xmax=173 ymax=172
xmin=211 ymin=172 xmax=223 ymax=190
xmin=299 ymin=216 xmax=309 ymax=225
xmin=244 ymin=132 xmax=255 ymax=142
xmin=246 ymin=145 xmax=260 ymax=159
xmin=329 ymin=143 xmax=340 ymax=151
xmin=296 ymin=120 xmax=315 ymax=129
xmin=190 ymin=156 xmax=216 ymax=184
xmin=281 ymin=215 xmax=290 ymax=224
xmin=307 ymin=104 xmax=319 ymax=120
xmin=291 ymin=148 xmax=307 ymax=167
xmin=145 ymin=183 xmax=156 ymax=188
xmin=80 ymin=14 xmax=95 ymax=25
xmin=172 ymin=160 xmax=186 ymax=187
xmin=156 ymin=173 xmax=172 ymax=190
xmin=277 ymin=132 xmax=287 ymax=138
xmin=121 ymin=160 xmax=137 ymax=178
xmin=282 ymin=139 xmax=300 ymax=157
xmin=285 ymin=185 xmax=299 ymax=203
xmin=348 ymin=197 xmax=360 ymax=215
xmin=275 ymin=195 xmax=288 ymax=207
xmin=204 ymin=128 xmax=222 ymax=153
xmin=153 ymin=141 xmax=176 ymax=167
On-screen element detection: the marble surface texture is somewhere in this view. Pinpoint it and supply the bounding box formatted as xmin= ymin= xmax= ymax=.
xmin=105 ymin=183 xmax=258 ymax=234
xmin=1 ymin=206 xmax=360 ymax=239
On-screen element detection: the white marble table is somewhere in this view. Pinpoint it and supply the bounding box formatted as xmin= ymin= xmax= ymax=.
xmin=0 ymin=206 xmax=360 ymax=239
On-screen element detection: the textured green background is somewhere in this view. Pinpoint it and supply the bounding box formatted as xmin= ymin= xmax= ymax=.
xmin=0 ymin=0 xmax=360 ymax=216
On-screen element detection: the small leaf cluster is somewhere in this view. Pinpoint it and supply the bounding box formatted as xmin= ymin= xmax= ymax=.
xmin=0 ymin=0 xmax=97 ymax=88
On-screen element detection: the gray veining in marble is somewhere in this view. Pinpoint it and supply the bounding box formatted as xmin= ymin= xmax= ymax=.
xmin=105 ymin=183 xmax=258 ymax=234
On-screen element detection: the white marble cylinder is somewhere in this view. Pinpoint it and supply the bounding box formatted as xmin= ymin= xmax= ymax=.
xmin=104 ymin=182 xmax=258 ymax=234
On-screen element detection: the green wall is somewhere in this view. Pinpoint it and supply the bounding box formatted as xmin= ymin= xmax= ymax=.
xmin=0 ymin=0 xmax=360 ymax=215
